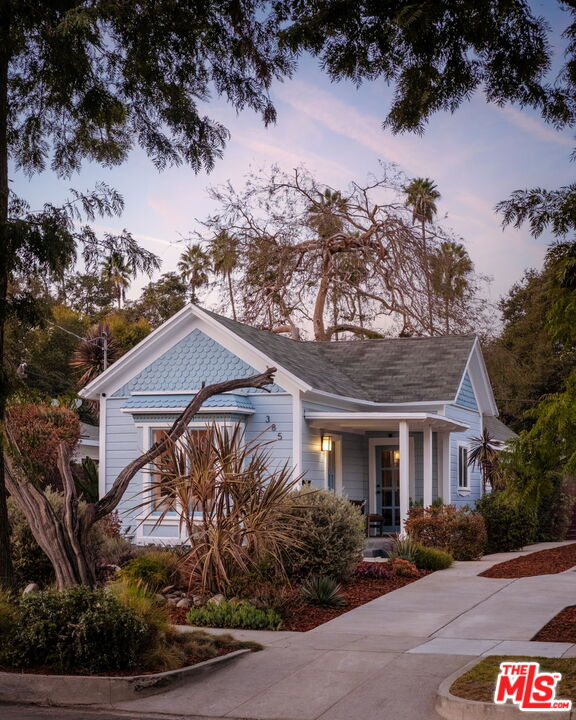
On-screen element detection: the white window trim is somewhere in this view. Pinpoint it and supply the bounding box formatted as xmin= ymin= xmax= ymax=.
xmin=135 ymin=419 xmax=240 ymax=543
xmin=457 ymin=441 xmax=471 ymax=495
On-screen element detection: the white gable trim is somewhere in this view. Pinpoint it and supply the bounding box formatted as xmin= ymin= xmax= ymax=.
xmin=79 ymin=304 xmax=308 ymax=399
xmin=453 ymin=338 xmax=498 ymax=416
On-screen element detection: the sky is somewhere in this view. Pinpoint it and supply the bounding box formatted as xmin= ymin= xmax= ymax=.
xmin=12 ymin=1 xmax=575 ymax=313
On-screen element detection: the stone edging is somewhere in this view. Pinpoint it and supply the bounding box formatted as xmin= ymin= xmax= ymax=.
xmin=435 ymin=658 xmax=574 ymax=720
xmin=0 ymin=648 xmax=251 ymax=708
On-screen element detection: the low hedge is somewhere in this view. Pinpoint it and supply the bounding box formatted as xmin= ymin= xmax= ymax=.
xmin=412 ymin=545 xmax=453 ymax=571
xmin=187 ymin=599 xmax=283 ymax=630
xmin=405 ymin=504 xmax=486 ymax=560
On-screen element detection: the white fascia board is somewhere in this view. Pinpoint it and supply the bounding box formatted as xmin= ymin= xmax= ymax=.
xmin=80 ymin=304 xmax=196 ymax=399
xmin=121 ymin=406 xmax=255 ymax=415
xmin=80 ymin=304 xmax=308 ymax=400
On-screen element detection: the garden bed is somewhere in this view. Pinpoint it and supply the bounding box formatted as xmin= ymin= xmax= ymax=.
xmin=449 ymin=656 xmax=576 ymax=703
xmin=169 ymin=565 xmax=428 ymax=632
xmin=533 ymin=605 xmax=576 ymax=643
xmin=479 ymin=543 xmax=576 ymax=578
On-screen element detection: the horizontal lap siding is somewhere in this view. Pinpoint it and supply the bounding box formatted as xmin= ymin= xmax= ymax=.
xmin=302 ymin=400 xmax=350 ymax=488
xmin=444 ymin=403 xmax=482 ymax=506
xmin=341 ymin=433 xmax=368 ymax=502
xmin=105 ymin=398 xmax=143 ymax=532
xmin=244 ymin=394 xmax=293 ymax=474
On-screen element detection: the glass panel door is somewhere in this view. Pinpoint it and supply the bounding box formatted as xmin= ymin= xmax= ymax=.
xmin=375 ymin=446 xmax=400 ymax=531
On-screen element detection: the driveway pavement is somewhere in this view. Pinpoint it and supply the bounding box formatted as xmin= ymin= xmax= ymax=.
xmin=5 ymin=542 xmax=576 ymax=720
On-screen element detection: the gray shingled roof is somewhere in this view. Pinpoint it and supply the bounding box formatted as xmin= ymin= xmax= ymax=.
xmin=204 ymin=309 xmax=476 ymax=404
xmin=483 ymin=414 xmax=517 ymax=443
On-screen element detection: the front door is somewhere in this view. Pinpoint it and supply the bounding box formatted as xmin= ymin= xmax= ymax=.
xmin=375 ymin=446 xmax=400 ymax=532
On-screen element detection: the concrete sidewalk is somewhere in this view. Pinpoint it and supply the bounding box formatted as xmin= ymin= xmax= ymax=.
xmin=109 ymin=541 xmax=576 ymax=720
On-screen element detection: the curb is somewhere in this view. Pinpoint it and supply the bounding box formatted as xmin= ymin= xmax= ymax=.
xmin=435 ymin=659 xmax=574 ymax=720
xmin=0 ymin=648 xmax=251 ymax=708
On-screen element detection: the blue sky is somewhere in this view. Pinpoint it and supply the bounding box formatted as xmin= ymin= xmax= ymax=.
xmin=12 ymin=1 xmax=574 ymax=307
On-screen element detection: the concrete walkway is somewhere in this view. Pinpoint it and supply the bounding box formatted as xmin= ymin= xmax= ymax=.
xmin=109 ymin=541 xmax=576 ymax=720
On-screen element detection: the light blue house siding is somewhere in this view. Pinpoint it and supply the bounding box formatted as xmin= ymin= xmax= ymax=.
xmin=455 ymin=372 xmax=478 ymax=411
xmin=444 ymin=402 xmax=483 ymax=506
xmin=104 ymin=328 xmax=293 ymax=540
xmin=243 ymin=393 xmax=293 ymax=472
xmin=104 ymin=397 xmax=143 ymax=535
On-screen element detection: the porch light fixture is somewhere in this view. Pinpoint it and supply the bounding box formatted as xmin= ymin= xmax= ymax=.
xmin=321 ymin=434 xmax=333 ymax=452
xmin=393 ymin=449 xmax=400 ymax=464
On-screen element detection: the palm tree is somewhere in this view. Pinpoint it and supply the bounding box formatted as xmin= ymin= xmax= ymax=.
xmin=70 ymin=321 xmax=118 ymax=387
xmin=178 ymin=243 xmax=210 ymax=303
xmin=101 ymin=253 xmax=133 ymax=309
xmin=210 ymin=231 xmax=239 ymax=319
xmin=430 ymin=241 xmax=473 ymax=334
xmin=468 ymin=428 xmax=503 ymax=495
xmin=404 ymin=178 xmax=441 ymax=333
xmin=307 ymin=188 xmax=347 ymax=239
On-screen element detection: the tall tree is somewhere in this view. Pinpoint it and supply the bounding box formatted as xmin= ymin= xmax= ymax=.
xmin=210 ymin=232 xmax=239 ymax=320
xmin=178 ymin=244 xmax=210 ymax=303
xmin=404 ymin=178 xmax=441 ymax=333
xmin=0 ymin=1 xmax=291 ymax=587
xmin=101 ymin=253 xmax=132 ymax=309
xmin=430 ymin=241 xmax=474 ymax=334
xmin=129 ymin=272 xmax=188 ymax=327
xmin=203 ymin=166 xmax=480 ymax=339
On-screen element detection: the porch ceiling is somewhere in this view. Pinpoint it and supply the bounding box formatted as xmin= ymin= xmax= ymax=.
xmin=305 ymin=412 xmax=468 ymax=433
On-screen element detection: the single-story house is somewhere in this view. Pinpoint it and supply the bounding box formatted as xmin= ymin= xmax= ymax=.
xmin=80 ymin=304 xmax=514 ymax=543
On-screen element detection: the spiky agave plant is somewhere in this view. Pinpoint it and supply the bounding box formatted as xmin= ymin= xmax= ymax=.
xmin=300 ymin=575 xmax=347 ymax=607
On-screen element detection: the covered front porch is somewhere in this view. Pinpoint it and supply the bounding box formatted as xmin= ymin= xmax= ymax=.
xmin=305 ymin=412 xmax=469 ymax=533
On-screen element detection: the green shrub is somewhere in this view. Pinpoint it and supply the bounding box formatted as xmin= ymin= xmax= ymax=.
xmin=187 ymin=600 xmax=283 ymax=630
xmin=1 ymin=586 xmax=149 ymax=673
xmin=412 ymin=544 xmax=453 ymax=571
xmin=108 ymin=578 xmax=171 ymax=645
xmin=120 ymin=550 xmax=181 ymax=591
xmin=476 ymin=493 xmax=537 ymax=553
xmin=0 ymin=591 xmax=16 ymax=643
xmin=405 ymin=504 xmax=487 ymax=560
xmin=300 ymin=575 xmax=346 ymax=607
xmin=282 ymin=489 xmax=365 ymax=581
xmin=535 ymin=479 xmax=574 ymax=542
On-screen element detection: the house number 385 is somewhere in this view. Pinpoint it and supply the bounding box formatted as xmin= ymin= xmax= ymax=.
xmin=265 ymin=416 xmax=282 ymax=441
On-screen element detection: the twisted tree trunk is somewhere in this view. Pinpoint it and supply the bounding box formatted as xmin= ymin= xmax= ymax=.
xmin=4 ymin=368 xmax=276 ymax=589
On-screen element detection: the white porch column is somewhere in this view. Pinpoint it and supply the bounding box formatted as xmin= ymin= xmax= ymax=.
xmin=441 ymin=432 xmax=451 ymax=504
xmin=399 ymin=420 xmax=410 ymax=533
xmin=423 ymin=424 xmax=433 ymax=508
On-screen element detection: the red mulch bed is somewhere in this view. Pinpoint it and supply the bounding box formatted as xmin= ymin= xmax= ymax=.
xmin=533 ymin=606 xmax=576 ymax=644
xmin=170 ymin=565 xmax=427 ymax=633
xmin=479 ymin=543 xmax=576 ymax=579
